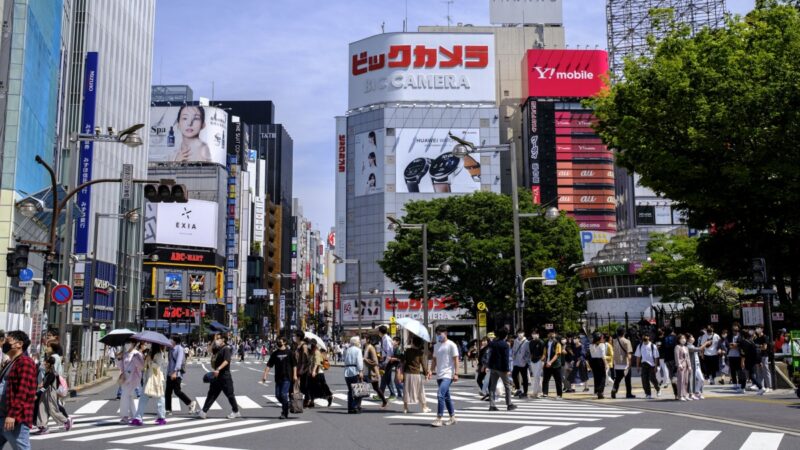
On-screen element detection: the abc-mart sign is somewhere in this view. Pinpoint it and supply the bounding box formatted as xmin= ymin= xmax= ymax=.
xmin=348 ymin=33 xmax=496 ymax=110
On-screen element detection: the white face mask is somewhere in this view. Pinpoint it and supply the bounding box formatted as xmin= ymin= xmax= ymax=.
xmin=125 ymin=343 xmax=133 ymax=351
xmin=532 ymin=334 xmax=539 ymax=340
xmin=518 ymin=333 xmax=524 ymax=339
xmin=679 ymin=339 xmax=687 ymax=345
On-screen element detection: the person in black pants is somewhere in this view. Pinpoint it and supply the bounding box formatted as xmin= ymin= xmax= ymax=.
xmin=542 ymin=332 xmax=563 ymax=398
xmin=589 ymin=332 xmax=608 ymax=399
xmin=166 ymin=335 xmax=197 ymax=415
xmin=475 ymin=337 xmax=489 ymax=395
xmin=197 ymin=333 xmax=240 ymax=419
xmin=610 ymin=327 xmax=634 ymax=399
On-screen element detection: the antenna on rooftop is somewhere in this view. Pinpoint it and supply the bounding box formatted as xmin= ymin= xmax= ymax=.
xmin=443 ymin=0 xmax=454 ymax=28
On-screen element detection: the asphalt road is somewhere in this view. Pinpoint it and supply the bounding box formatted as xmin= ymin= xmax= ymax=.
xmin=32 ymin=357 xmax=800 ymax=450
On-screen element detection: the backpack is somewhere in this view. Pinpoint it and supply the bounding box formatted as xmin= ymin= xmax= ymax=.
xmin=56 ymin=375 xmax=69 ymax=398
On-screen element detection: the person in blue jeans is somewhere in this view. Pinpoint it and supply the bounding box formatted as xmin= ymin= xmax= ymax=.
xmin=343 ymin=336 xmax=365 ymax=414
xmin=391 ymin=337 xmax=404 ymax=399
xmin=261 ymin=337 xmax=296 ymax=419
xmin=429 ymin=325 xmax=459 ymax=427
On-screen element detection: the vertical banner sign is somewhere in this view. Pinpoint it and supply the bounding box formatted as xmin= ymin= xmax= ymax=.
xmin=75 ymin=52 xmax=98 ymax=254
xmin=334 ymin=116 xmax=347 ymax=283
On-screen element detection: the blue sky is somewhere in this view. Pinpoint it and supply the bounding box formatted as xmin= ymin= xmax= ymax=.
xmin=153 ymin=0 xmax=755 ymax=233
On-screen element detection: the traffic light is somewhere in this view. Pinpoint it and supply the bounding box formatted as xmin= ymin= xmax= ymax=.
xmin=143 ymin=183 xmax=188 ymax=203
xmin=5 ymin=244 xmax=29 ymax=278
xmin=751 ymin=258 xmax=767 ymax=285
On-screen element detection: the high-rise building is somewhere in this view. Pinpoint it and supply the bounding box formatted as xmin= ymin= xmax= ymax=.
xmin=606 ymin=0 xmax=726 ymax=230
xmin=0 ymin=0 xmax=66 ymax=335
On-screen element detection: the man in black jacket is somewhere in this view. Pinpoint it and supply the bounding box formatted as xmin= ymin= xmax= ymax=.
xmin=528 ymin=331 xmax=546 ymax=398
xmin=487 ymin=329 xmax=517 ymax=411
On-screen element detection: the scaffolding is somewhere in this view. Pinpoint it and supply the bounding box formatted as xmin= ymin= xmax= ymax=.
xmin=606 ymin=0 xmax=727 ymax=78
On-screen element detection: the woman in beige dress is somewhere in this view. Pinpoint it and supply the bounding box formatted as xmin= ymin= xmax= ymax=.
xmin=363 ymin=335 xmax=388 ymax=408
xmin=675 ymin=334 xmax=692 ymax=401
xmin=402 ymin=336 xmax=431 ymax=414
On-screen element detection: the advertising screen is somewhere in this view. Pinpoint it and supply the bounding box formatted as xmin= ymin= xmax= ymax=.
xmin=395 ymin=128 xmax=482 ymax=193
xmin=349 ymin=33 xmax=495 ymax=109
xmin=354 ymin=129 xmax=384 ymax=196
xmin=149 ymin=106 xmax=228 ymax=166
xmin=144 ymin=199 xmax=219 ymax=249
xmin=189 ymin=274 xmax=206 ymax=293
xmin=165 ymin=273 xmax=182 ymax=291
xmin=523 ymin=49 xmax=609 ymax=98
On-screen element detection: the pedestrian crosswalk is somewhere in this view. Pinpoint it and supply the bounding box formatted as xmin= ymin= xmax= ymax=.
xmin=31 ymin=414 xmax=309 ymax=450
xmin=442 ymin=425 xmax=784 ymax=450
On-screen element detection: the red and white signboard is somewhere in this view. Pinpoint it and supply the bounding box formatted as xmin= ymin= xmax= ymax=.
xmin=349 ymin=33 xmax=496 ymax=109
xmin=523 ymin=49 xmax=609 ymax=99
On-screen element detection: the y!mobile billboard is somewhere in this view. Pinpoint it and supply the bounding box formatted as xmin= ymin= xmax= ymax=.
xmin=523 ymin=49 xmax=609 ymax=98
xmin=149 ymin=106 xmax=228 ymax=166
xmin=349 ymin=33 xmax=495 ymax=109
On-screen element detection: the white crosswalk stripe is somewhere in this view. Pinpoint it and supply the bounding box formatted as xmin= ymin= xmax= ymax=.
xmin=74 ymin=400 xmax=108 ymax=415
xmin=522 ymin=427 xmax=604 ymax=449
xmin=149 ymin=421 xmax=308 ymax=448
xmin=595 ymin=428 xmax=661 ymax=450
xmin=195 ymin=396 xmax=223 ymax=410
xmin=740 ymin=432 xmax=785 ymax=450
xmin=665 ymin=430 xmax=720 ymax=450
xmin=451 ymin=426 xmax=548 ymax=450
xmin=235 ymin=395 xmax=262 ymax=409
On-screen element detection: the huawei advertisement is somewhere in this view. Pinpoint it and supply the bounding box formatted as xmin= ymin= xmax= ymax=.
xmin=395 ymin=128 xmax=484 ymax=194
xmin=149 ymin=106 xmax=229 ymax=166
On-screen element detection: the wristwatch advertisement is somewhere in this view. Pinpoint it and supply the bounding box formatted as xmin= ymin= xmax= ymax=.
xmin=403 ymin=158 xmax=431 ymax=193
xmin=429 ymin=152 xmax=462 ymax=193
xmin=463 ymin=154 xmax=481 ymax=182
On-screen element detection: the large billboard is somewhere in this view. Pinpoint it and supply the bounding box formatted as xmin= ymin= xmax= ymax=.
xmin=490 ymin=0 xmax=563 ymax=25
xmin=334 ymin=117 xmax=347 ymax=282
xmin=354 ymin=129 xmax=384 ymax=196
xmin=149 ymin=106 xmax=228 ymax=166
xmin=349 ymin=33 xmax=495 ymax=109
xmin=395 ymin=128 xmax=483 ymax=193
xmin=144 ymin=199 xmax=219 ymax=249
xmin=523 ymin=49 xmax=609 ymax=98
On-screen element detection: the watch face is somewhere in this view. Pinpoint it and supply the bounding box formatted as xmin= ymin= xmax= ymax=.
xmin=404 ymin=158 xmax=430 ymax=178
xmin=429 ymin=152 xmax=460 ymax=178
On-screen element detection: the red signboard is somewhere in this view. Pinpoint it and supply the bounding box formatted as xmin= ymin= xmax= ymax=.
xmin=352 ymin=44 xmax=489 ymax=76
xmin=162 ymin=306 xmax=204 ymax=320
xmin=523 ymin=49 xmax=609 ymax=98
xmin=333 ymin=283 xmax=341 ymax=310
xmin=532 ymin=185 xmax=541 ymax=205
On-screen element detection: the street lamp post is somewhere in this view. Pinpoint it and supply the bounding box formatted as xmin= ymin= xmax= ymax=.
xmin=448 ymin=133 xmax=559 ymax=332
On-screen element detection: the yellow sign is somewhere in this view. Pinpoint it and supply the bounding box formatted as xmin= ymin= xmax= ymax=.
xmin=477 ymin=302 xmax=487 ymax=311
xmin=390 ymin=316 xmax=396 ymax=323
xmin=390 ymin=324 xmax=397 ymax=336
xmin=478 ymin=312 xmax=487 ymax=327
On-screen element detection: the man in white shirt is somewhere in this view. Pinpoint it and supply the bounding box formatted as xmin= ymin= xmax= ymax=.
xmin=377 ymin=326 xmax=396 ymax=399
xmin=698 ymin=325 xmax=721 ymax=384
xmin=429 ymin=325 xmax=459 ymax=427
xmin=634 ymin=333 xmax=661 ymax=399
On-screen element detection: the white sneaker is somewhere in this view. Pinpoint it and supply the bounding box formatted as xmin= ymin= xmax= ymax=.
xmin=697 ymin=394 xmax=704 ymax=400
xmin=656 ymin=391 xmax=662 ymax=398
xmin=422 ymin=407 xmax=432 ymax=413
xmin=446 ymin=415 xmax=457 ymax=426
xmin=196 ymin=410 xmax=207 ymax=419
xmin=757 ymin=388 xmax=765 ymax=395
xmin=226 ymin=411 xmax=242 ymax=419
xmin=679 ymin=397 xmax=688 ymax=401
xmin=189 ymin=401 xmax=198 ymax=414
xmin=687 ymin=396 xmax=694 ymax=401
xmin=765 ymin=388 xmax=772 ymax=393
xmin=645 ymin=395 xmax=653 ymax=399
xmin=747 ymin=385 xmax=758 ymax=391
xmin=432 ymin=417 xmax=444 ymax=427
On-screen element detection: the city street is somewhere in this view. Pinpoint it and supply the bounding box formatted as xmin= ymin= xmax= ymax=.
xmin=34 ymin=358 xmax=800 ymax=450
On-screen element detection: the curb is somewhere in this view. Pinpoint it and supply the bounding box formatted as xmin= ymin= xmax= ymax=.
xmin=71 ymin=374 xmax=113 ymax=394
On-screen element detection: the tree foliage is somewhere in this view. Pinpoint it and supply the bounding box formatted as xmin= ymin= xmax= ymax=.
xmin=589 ymin=1 xmax=800 ymax=302
xmin=379 ymin=191 xmax=583 ymax=328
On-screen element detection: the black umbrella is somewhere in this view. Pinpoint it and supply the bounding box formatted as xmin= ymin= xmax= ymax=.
xmin=209 ymin=321 xmax=230 ymax=333
xmin=98 ymin=328 xmax=135 ymax=347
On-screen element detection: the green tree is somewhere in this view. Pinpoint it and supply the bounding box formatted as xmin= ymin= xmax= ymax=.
xmin=589 ymin=1 xmax=800 ymax=302
xmin=379 ymin=191 xmax=583 ymax=329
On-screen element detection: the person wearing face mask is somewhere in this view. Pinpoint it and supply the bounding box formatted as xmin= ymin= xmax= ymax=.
xmin=727 ymin=324 xmax=743 ymax=391
xmin=634 ymin=333 xmax=661 ymax=399
xmin=527 ymin=330 xmax=545 ymax=398
xmin=487 ymin=329 xmax=517 ymax=412
xmin=0 ymin=331 xmax=36 ymax=449
xmin=511 ymin=330 xmax=530 ymax=399
xmin=687 ymin=333 xmax=709 ymax=399
xmin=611 ymin=327 xmax=634 ymax=399
xmin=588 ymin=332 xmax=609 ymax=399
xmin=0 ymin=331 xmax=8 ymax=369
xmin=675 ymin=334 xmax=691 ymax=400
xmin=117 ymin=340 xmax=144 ymax=424
xmin=429 ymin=325 xmax=459 ymax=427
xmin=739 ymin=329 xmax=764 ymax=394
xmin=753 ymin=327 xmax=773 ymax=392
xmin=132 ymin=344 xmax=167 ymax=426
xmin=542 ymin=331 xmax=563 ymax=399
xmin=698 ymin=324 xmax=720 ymax=385
xmin=197 ymin=334 xmax=240 ymax=419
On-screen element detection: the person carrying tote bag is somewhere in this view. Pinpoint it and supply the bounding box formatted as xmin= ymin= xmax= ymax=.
xmin=131 ymin=344 xmax=168 ymax=426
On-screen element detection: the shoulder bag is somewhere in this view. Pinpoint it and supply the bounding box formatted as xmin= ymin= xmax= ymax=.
xmin=351 ymin=381 xmax=372 ymax=398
